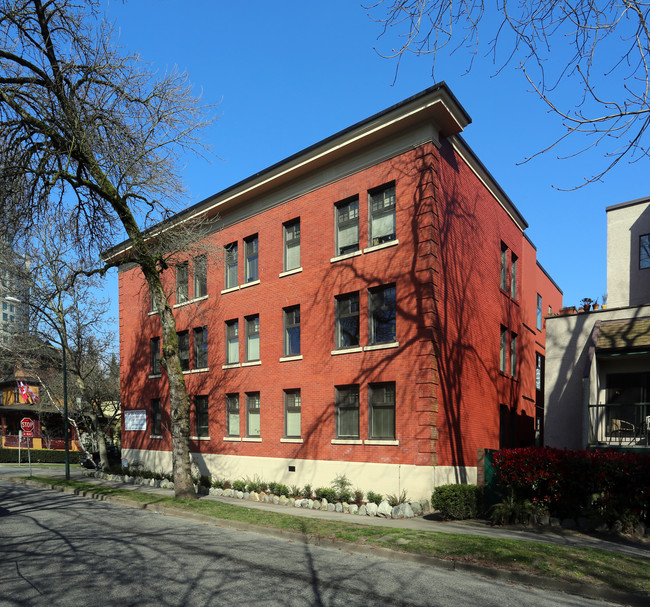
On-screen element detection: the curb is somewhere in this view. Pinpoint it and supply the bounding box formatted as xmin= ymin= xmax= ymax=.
xmin=11 ymin=477 xmax=650 ymax=607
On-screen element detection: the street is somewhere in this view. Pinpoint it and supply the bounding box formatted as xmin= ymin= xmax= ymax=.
xmin=0 ymin=480 xmax=618 ymax=607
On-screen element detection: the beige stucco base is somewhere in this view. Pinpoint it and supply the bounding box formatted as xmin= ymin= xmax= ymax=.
xmin=123 ymin=448 xmax=477 ymax=501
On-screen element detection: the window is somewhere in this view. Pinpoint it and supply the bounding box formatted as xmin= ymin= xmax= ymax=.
xmin=536 ymin=353 xmax=544 ymax=391
xmin=641 ymin=234 xmax=650 ymax=269
xmin=284 ymin=306 xmax=300 ymax=356
xmin=369 ymin=284 xmax=396 ymax=344
xmin=336 ymin=197 xmax=359 ymax=256
xmin=193 ymin=254 xmax=207 ymax=299
xmin=150 ymin=337 xmax=161 ymax=375
xmin=284 ymin=219 xmax=300 ymax=271
xmin=284 ymin=389 xmax=301 ymax=437
xmin=335 ymin=292 xmax=359 ymax=349
xmin=245 ymin=234 xmax=259 ymax=282
xmin=510 ymin=333 xmax=517 ymax=378
xmin=177 ymin=331 xmax=190 ymax=371
xmin=225 ymin=243 xmax=238 ymax=289
xmin=536 ymin=294 xmax=543 ymax=330
xmin=176 ymin=262 xmax=189 ymax=303
xmin=246 ymin=392 xmax=260 ymax=437
xmin=369 ymin=382 xmax=395 ymax=439
xmin=500 ymin=243 xmax=508 ymax=291
xmin=336 ymin=385 xmax=359 ymax=439
xmin=150 ymin=291 xmax=158 ymax=313
xmin=369 ymin=184 xmax=396 ymax=246
xmin=226 ymin=394 xmax=239 ymax=436
xmin=151 ymin=398 xmax=162 ymax=435
xmin=226 ymin=320 xmax=239 ymax=364
xmin=510 ymin=254 xmax=517 ymax=299
xmin=195 ymin=395 xmax=209 ymax=438
xmin=246 ymin=315 xmax=260 ymax=361
xmin=500 ymin=326 xmax=507 ymax=373
xmin=193 ymin=326 xmax=208 ymax=369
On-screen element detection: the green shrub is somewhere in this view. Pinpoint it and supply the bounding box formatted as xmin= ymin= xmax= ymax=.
xmin=212 ymin=478 xmax=226 ymax=489
xmin=232 ymin=479 xmax=246 ymax=492
xmin=268 ymin=482 xmax=289 ymax=497
xmin=353 ymin=489 xmax=364 ymax=506
xmin=247 ymin=479 xmax=261 ymax=493
xmin=366 ymin=491 xmax=383 ymax=505
xmin=338 ymin=489 xmax=353 ymax=503
xmin=0 ymin=448 xmax=81 ymax=464
xmin=431 ymin=484 xmax=483 ymax=520
xmin=317 ymin=487 xmax=338 ymax=502
xmin=302 ymin=484 xmax=313 ymax=498
xmin=289 ymin=484 xmax=301 ymax=498
xmin=489 ymin=488 xmax=532 ymax=525
xmin=199 ymin=475 xmax=211 ymax=488
xmin=387 ymin=490 xmax=408 ymax=507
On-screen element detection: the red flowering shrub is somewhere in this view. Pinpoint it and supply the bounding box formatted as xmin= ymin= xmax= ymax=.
xmin=492 ymin=447 xmax=650 ymax=525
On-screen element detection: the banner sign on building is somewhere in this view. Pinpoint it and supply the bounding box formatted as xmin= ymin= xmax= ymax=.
xmin=124 ymin=410 xmax=147 ymax=431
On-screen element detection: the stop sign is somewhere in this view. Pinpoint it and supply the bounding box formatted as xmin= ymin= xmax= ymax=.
xmin=20 ymin=417 xmax=34 ymax=436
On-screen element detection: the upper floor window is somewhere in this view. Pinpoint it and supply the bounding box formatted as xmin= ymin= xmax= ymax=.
xmin=284 ymin=306 xmax=301 ymax=357
xmin=193 ymin=326 xmax=208 ymax=369
xmin=246 ymin=315 xmax=260 ymax=362
xmin=225 ymin=243 xmax=238 ymax=289
xmin=510 ymin=254 xmax=517 ymax=299
xmin=369 ymin=184 xmax=396 ymax=246
xmin=151 ymin=398 xmax=162 ymax=436
xmin=335 ymin=291 xmax=359 ymax=349
xmin=150 ymin=337 xmax=161 ymax=375
xmin=176 ymin=262 xmax=189 ymax=303
xmin=226 ymin=394 xmax=239 ymax=436
xmin=510 ymin=333 xmax=517 ymax=378
xmin=336 ymin=384 xmax=359 ymax=439
xmin=536 ymin=294 xmax=543 ymax=330
xmin=193 ymin=254 xmax=207 ymax=299
xmin=194 ymin=395 xmax=209 ymax=438
xmin=500 ymin=325 xmax=508 ymax=373
xmin=284 ymin=389 xmax=301 ymax=438
xmin=336 ymin=197 xmax=359 ymax=256
xmin=640 ymin=234 xmax=650 ymax=269
xmin=369 ymin=284 xmax=396 ymax=344
xmin=284 ymin=219 xmax=301 ymax=271
xmin=226 ymin=320 xmax=239 ymax=364
xmin=369 ymin=382 xmax=396 ymax=440
xmin=500 ymin=243 xmax=508 ymax=291
xmin=177 ymin=331 xmax=190 ymax=371
xmin=245 ymin=235 xmax=259 ymax=282
xmin=246 ymin=392 xmax=261 ymax=437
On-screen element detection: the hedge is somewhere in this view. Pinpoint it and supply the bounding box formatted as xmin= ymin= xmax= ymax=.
xmin=431 ymin=484 xmax=483 ymax=519
xmin=493 ymin=447 xmax=650 ymax=524
xmin=0 ymin=448 xmax=81 ymax=464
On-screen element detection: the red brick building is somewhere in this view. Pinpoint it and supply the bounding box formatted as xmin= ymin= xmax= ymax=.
xmin=109 ymin=84 xmax=562 ymax=498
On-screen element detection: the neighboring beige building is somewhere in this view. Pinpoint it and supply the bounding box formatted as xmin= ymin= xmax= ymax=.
xmin=545 ymin=196 xmax=650 ymax=451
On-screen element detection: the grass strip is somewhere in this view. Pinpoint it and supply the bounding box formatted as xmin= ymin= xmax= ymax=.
xmin=27 ymin=477 xmax=650 ymax=596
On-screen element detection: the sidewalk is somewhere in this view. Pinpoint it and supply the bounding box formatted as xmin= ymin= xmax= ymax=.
xmin=4 ymin=463 xmax=649 ymax=560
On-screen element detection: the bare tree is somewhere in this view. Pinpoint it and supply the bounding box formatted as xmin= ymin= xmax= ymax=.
xmin=0 ymin=0 xmax=213 ymax=496
xmin=367 ymin=0 xmax=650 ymax=186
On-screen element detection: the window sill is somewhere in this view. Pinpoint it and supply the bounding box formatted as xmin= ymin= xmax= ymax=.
xmin=148 ymin=374 xmax=162 ymax=379
xmin=330 ymin=250 xmax=362 ymax=264
xmin=331 ymin=439 xmax=362 ymax=445
xmin=364 ymin=342 xmax=399 ymax=352
xmin=365 ymin=439 xmax=399 ymax=446
xmin=190 ymin=436 xmax=211 ymax=441
xmin=221 ymin=286 xmax=240 ymax=295
xmin=147 ymin=310 xmax=159 ymax=316
xmin=281 ymin=438 xmax=303 ymax=443
xmin=223 ymin=436 xmax=241 ymax=442
xmin=241 ymin=279 xmax=260 ymax=289
xmin=363 ymin=239 xmax=398 ymax=254
xmin=242 ymin=360 xmax=262 ymax=367
xmin=222 ymin=363 xmax=241 ymax=370
xmin=173 ymin=295 xmax=208 ymax=309
xmin=242 ymin=437 xmax=262 ymax=442
xmin=331 ymin=347 xmax=362 ymax=356
xmin=184 ymin=367 xmax=209 ymax=374
xmin=149 ymin=435 xmax=163 ymax=440
xmin=279 ymin=355 xmax=303 ymax=362
xmin=181 ymin=369 xmax=192 ymax=375
xmin=279 ymin=267 xmax=302 ymax=278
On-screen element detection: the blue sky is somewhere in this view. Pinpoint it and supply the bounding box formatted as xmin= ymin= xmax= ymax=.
xmin=101 ymin=0 xmax=645 ymax=323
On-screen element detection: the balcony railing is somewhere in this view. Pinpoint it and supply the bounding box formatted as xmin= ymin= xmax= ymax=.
xmin=588 ymin=402 xmax=650 ymax=448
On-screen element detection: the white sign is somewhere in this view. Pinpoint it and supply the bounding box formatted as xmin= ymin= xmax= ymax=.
xmin=124 ymin=409 xmax=147 ymax=431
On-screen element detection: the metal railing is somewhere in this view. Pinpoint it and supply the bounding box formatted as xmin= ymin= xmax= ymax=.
xmin=588 ymin=402 xmax=650 ymax=447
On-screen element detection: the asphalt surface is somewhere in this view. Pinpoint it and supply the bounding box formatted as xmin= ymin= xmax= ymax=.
xmin=2 ymin=464 xmax=649 ymax=606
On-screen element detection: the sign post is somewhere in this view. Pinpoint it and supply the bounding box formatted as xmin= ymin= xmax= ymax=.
xmin=20 ymin=418 xmax=34 ymax=476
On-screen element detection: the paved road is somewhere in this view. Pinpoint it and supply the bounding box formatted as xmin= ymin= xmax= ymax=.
xmin=0 ymin=480 xmax=619 ymax=607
